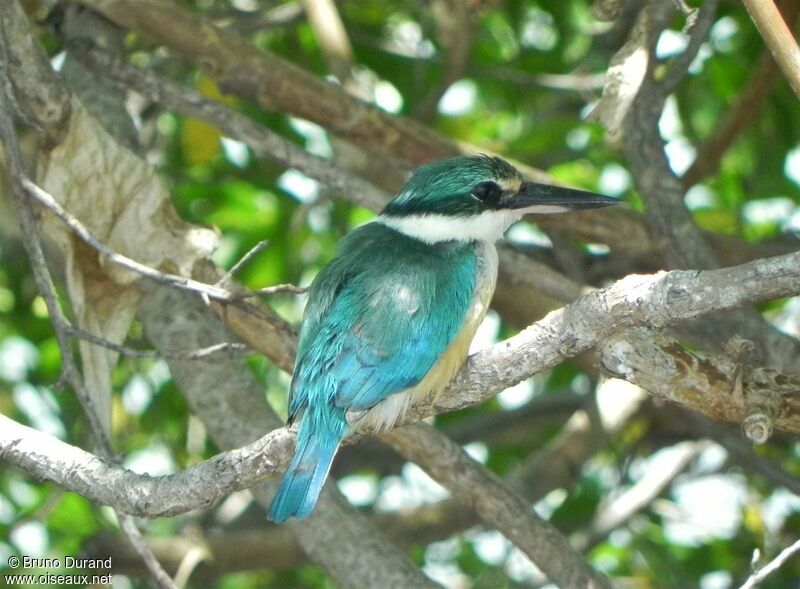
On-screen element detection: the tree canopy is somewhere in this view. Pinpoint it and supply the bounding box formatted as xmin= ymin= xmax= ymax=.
xmin=1 ymin=0 xmax=799 ymax=588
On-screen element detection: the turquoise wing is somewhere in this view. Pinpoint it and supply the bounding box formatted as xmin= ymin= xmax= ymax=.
xmin=288 ymin=223 xmax=477 ymax=418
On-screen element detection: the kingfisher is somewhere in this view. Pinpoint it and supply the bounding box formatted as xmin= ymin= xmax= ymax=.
xmin=267 ymin=155 xmax=619 ymax=522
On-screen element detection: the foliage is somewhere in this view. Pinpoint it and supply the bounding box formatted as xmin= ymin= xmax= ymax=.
xmin=1 ymin=0 xmax=799 ymax=588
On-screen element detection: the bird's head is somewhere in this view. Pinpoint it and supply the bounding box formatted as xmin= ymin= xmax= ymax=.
xmin=379 ymin=155 xmax=620 ymax=243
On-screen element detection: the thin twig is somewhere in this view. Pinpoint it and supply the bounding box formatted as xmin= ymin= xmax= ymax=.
xmin=741 ymin=0 xmax=800 ymax=98
xmin=660 ymin=0 xmax=718 ymax=95
xmin=739 ymin=537 xmax=800 ymax=589
xmin=16 ymin=168 xmax=300 ymax=309
xmin=119 ymin=515 xmax=179 ymax=589
xmin=215 ymin=240 xmax=270 ymax=287
xmin=246 ymin=284 xmax=308 ymax=297
xmin=17 ymin=175 xmax=306 ymax=321
xmin=20 ymin=176 xmax=233 ymax=302
xmin=68 ymin=326 xmax=247 ymax=359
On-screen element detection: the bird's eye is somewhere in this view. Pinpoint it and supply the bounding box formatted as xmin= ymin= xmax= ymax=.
xmin=471 ymin=181 xmax=502 ymax=204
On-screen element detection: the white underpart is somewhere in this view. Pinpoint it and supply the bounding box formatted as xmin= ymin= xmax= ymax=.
xmin=378 ymin=211 xmax=520 ymax=243
xmin=377 ymin=205 xmax=571 ymax=243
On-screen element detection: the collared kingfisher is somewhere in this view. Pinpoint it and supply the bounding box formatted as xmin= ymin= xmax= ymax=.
xmin=267 ymin=155 xmax=619 ymax=522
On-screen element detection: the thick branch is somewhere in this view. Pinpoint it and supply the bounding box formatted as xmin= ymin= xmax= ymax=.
xmin=599 ymin=329 xmax=800 ymax=439
xmin=0 ymin=411 xmax=293 ymax=517
xmin=3 ymin=251 xmax=800 ymax=518
xmin=621 ymin=2 xmax=717 ymax=271
xmin=0 ymin=0 xmax=71 ymax=142
xmin=437 ymin=251 xmax=800 ymax=415
xmin=620 ymin=1 xmax=800 ymax=370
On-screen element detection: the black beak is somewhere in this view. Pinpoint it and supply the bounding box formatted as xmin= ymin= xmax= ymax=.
xmin=502 ymin=181 xmax=621 ymax=213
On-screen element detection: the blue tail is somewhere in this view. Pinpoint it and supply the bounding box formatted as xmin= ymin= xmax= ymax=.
xmin=267 ymin=418 xmax=342 ymax=523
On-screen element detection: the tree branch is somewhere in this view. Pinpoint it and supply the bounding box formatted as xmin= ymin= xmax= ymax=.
xmin=18 ymin=174 xmax=235 ymax=302
xmin=599 ymin=329 xmax=800 ymax=442
xmin=93 ymin=502 xmax=473 ymax=578
xmin=137 ymin=285 xmax=440 ymax=589
xmin=0 ymin=0 xmax=71 ymax=143
xmin=437 ymin=251 xmax=800 ymax=416
xmin=0 ymin=6 xmax=177 ymax=586
xmin=118 ymin=514 xmax=179 ymax=589
xmin=574 ymin=440 xmax=704 ymax=551
xmin=739 ymin=536 xmax=800 ymax=589
xmin=682 ymin=0 xmax=800 ymax=186
xmin=618 ymin=0 xmax=800 ymax=370
xmin=383 ymin=424 xmax=613 ymax=589
xmin=72 ymin=0 xmax=457 ymax=166
xmin=77 ymin=45 xmax=797 ymax=271
xmin=741 ymin=0 xmax=800 ymax=98
xmin=3 ymin=251 xmax=800 ymax=518
xmin=621 ymin=1 xmax=718 ymax=270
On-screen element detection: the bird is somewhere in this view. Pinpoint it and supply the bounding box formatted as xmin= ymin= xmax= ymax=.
xmin=267 ymin=154 xmax=620 ymax=522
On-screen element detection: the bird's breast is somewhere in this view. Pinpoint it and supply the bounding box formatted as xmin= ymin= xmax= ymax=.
xmin=356 ymin=241 xmax=499 ymax=431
